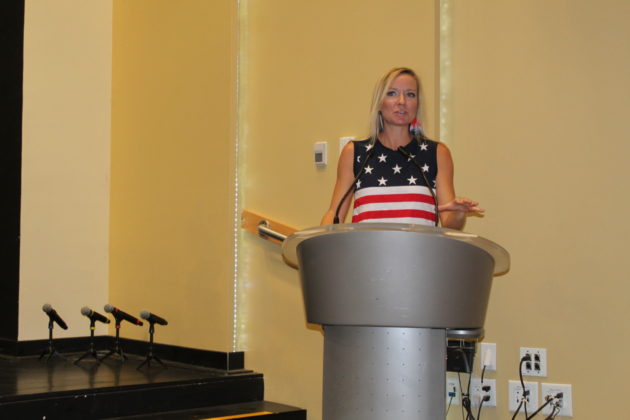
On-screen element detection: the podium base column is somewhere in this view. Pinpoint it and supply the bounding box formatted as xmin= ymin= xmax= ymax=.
xmin=323 ymin=326 xmax=446 ymax=420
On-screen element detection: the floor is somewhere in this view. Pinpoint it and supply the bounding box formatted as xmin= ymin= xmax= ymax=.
xmin=0 ymin=347 xmax=312 ymax=420
xmin=0 ymin=352 xmax=229 ymax=401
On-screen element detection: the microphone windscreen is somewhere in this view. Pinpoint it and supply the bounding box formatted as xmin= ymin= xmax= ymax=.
xmin=42 ymin=303 xmax=52 ymax=313
xmin=140 ymin=310 xmax=150 ymax=320
xmin=81 ymin=306 xmax=91 ymax=316
xmin=104 ymin=304 xmax=114 ymax=313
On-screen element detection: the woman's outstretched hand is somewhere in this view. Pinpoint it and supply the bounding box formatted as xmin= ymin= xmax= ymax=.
xmin=438 ymin=197 xmax=485 ymax=215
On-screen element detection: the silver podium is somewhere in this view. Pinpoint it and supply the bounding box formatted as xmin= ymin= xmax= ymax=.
xmin=282 ymin=223 xmax=509 ymax=420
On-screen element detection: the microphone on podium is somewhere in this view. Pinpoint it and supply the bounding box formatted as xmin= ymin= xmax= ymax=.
xmin=397 ymin=146 xmax=440 ymax=226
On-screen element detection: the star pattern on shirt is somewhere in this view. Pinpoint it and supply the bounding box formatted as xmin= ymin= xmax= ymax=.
xmin=354 ymin=139 xmax=436 ymax=191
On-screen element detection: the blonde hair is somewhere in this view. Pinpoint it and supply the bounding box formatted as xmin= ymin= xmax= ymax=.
xmin=368 ymin=67 xmax=426 ymax=144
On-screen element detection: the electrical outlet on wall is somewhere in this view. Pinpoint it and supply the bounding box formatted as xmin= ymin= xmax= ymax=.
xmin=520 ymin=347 xmax=547 ymax=377
xmin=541 ymin=383 xmax=573 ymax=417
xmin=446 ymin=377 xmax=460 ymax=406
xmin=508 ymin=380 xmax=539 ymax=413
xmin=470 ymin=378 xmax=496 ymax=407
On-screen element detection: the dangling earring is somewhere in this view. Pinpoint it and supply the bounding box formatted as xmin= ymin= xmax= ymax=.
xmin=378 ymin=112 xmax=384 ymax=132
xmin=409 ymin=118 xmax=424 ymax=136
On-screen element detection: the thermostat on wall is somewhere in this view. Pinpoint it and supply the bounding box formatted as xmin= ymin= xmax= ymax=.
xmin=314 ymin=141 xmax=327 ymax=166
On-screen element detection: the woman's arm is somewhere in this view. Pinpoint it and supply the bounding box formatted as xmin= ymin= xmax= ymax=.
xmin=320 ymin=142 xmax=357 ymax=225
xmin=435 ymin=143 xmax=484 ymax=230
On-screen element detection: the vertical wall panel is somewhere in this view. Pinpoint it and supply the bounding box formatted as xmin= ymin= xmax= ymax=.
xmin=110 ymin=0 xmax=236 ymax=351
xmin=20 ymin=0 xmax=112 ymax=340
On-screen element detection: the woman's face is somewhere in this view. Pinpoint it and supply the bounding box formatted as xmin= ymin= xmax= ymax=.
xmin=379 ymin=73 xmax=418 ymax=128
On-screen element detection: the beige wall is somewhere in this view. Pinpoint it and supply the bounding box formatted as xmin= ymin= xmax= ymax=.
xmin=109 ymin=0 xmax=237 ymax=351
xmin=239 ymin=1 xmax=437 ymax=418
xmin=241 ymin=0 xmax=630 ymax=419
xmin=445 ymin=1 xmax=630 ymax=418
xmin=20 ymin=0 xmax=112 ymax=339
xmin=20 ymin=0 xmax=630 ymax=418
xmin=241 ymin=0 xmax=438 ymax=228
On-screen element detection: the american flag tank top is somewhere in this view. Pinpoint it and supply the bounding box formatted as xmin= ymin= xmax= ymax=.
xmin=351 ymin=138 xmax=438 ymax=226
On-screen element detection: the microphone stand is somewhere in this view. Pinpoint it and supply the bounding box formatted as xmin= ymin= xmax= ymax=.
xmin=333 ymin=149 xmax=375 ymax=224
xmin=39 ymin=319 xmax=67 ymax=362
xmin=74 ymin=318 xmax=101 ymax=364
xmin=137 ymin=320 xmax=166 ymax=369
xmin=100 ymin=317 xmax=127 ymax=362
xmin=397 ymin=146 xmax=441 ymax=226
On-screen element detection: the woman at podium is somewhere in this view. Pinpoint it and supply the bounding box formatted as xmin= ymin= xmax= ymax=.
xmin=321 ymin=67 xmax=483 ymax=230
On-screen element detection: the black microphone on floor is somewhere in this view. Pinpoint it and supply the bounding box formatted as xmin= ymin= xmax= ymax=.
xmin=334 ymin=148 xmax=375 ymax=224
xmin=140 ymin=310 xmax=168 ymax=326
xmin=397 ymin=146 xmax=440 ymax=226
xmin=42 ymin=304 xmax=68 ymax=330
xmin=81 ymin=306 xmax=111 ymax=324
xmin=104 ymin=304 xmax=143 ymax=326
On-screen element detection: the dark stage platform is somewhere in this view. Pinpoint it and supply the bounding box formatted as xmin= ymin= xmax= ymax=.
xmin=0 ymin=353 xmax=305 ymax=419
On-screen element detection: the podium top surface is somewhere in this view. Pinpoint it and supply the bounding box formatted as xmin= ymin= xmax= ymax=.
xmin=282 ymin=223 xmax=510 ymax=275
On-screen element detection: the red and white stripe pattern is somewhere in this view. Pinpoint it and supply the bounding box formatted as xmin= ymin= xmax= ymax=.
xmin=352 ymin=185 xmax=436 ymax=225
